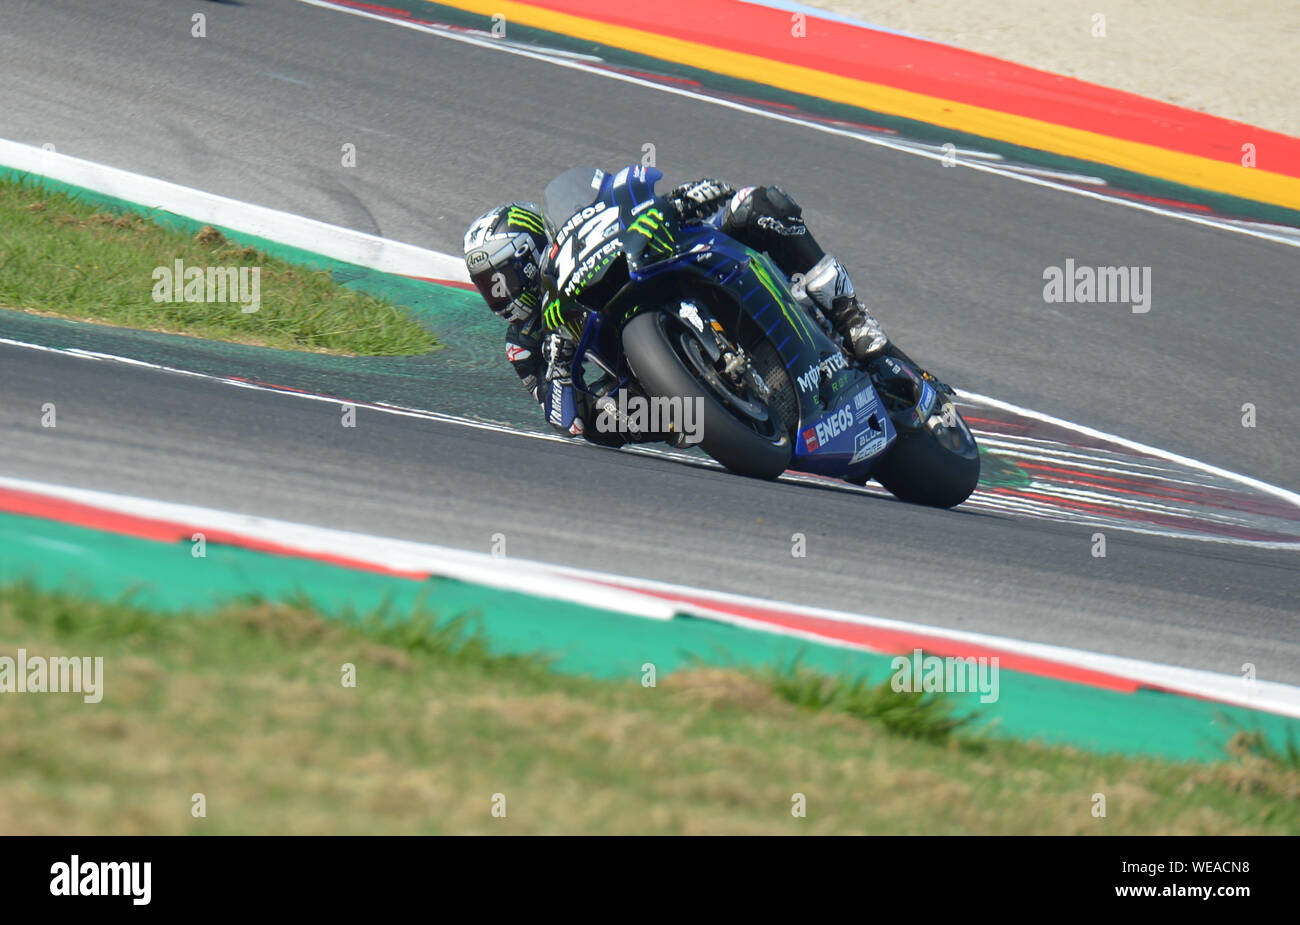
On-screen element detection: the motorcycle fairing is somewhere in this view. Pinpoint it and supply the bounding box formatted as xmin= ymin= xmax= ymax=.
xmin=544 ymin=165 xmax=898 ymax=475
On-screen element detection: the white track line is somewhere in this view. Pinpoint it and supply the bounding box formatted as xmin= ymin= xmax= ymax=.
xmin=291 ymin=0 xmax=1300 ymax=249
xmin=958 ymin=389 xmax=1300 ymax=509
xmin=973 ymin=439 xmax=1202 ymax=481
xmin=3 ymin=334 xmax=1297 ymax=549
xmin=0 ymin=139 xmax=466 ymax=282
xmin=3 ymin=473 xmax=1297 ymax=719
xmin=0 ymin=470 xmax=673 ymax=621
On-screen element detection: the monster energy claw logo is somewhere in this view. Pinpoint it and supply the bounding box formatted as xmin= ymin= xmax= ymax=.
xmin=628 ymin=208 xmax=673 ymax=253
xmin=750 ymin=252 xmax=812 ymax=345
xmin=544 ymin=298 xmax=564 ymax=329
xmin=508 ymin=207 xmax=544 ymax=234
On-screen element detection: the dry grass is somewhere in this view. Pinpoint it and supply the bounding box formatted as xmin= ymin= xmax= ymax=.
xmin=0 ymin=586 xmax=1296 ymax=835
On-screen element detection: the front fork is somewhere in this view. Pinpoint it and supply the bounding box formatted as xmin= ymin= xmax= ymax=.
xmin=675 ymin=299 xmax=772 ymax=402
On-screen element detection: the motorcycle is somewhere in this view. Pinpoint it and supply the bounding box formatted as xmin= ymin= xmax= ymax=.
xmin=539 ymin=165 xmax=980 ymax=508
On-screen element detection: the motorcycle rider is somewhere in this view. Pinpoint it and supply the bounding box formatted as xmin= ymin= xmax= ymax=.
xmin=462 ymin=173 xmax=889 ymax=442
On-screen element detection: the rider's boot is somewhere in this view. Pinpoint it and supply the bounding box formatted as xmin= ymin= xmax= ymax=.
xmin=800 ymin=254 xmax=889 ymax=361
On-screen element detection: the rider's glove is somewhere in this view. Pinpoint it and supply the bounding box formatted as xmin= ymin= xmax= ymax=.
xmin=666 ymin=178 xmax=734 ymax=222
xmin=541 ymin=331 xmax=583 ymax=436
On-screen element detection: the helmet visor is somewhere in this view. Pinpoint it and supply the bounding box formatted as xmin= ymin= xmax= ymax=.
xmin=470 ymin=253 xmax=536 ymax=316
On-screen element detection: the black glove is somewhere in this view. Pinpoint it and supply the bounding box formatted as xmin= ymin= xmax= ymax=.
xmin=666 ymin=178 xmax=734 ymax=222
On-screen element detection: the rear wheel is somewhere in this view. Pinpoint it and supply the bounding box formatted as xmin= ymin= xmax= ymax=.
xmin=872 ymin=398 xmax=981 ymax=507
xmin=622 ymin=310 xmax=792 ymax=479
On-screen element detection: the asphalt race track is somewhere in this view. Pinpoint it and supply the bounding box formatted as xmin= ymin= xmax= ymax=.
xmin=1 ymin=0 xmax=1297 ymax=681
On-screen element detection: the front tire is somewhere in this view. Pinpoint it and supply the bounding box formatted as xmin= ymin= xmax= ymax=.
xmin=622 ymin=311 xmax=792 ymax=479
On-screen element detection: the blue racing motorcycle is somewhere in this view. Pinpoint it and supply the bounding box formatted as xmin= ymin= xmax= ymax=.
xmin=540 ymin=165 xmax=980 ymax=508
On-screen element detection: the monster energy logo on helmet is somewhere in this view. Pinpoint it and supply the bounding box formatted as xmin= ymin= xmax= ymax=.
xmin=507 ymin=206 xmax=545 ymax=235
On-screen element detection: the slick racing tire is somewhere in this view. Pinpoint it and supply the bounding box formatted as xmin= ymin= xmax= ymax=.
xmin=873 ymin=400 xmax=980 ymax=508
xmin=623 ymin=310 xmax=792 ymax=479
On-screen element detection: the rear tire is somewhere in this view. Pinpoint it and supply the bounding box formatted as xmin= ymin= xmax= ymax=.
xmin=622 ymin=311 xmax=792 ymax=479
xmin=873 ymin=407 xmax=981 ymax=508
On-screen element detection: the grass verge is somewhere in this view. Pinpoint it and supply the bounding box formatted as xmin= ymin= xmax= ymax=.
xmin=0 ymin=176 xmax=438 ymax=355
xmin=1 ymin=584 xmax=1296 ymax=835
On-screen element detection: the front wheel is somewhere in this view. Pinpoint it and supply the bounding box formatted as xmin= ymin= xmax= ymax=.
xmin=871 ymin=400 xmax=981 ymax=508
xmin=622 ymin=310 xmax=792 ymax=479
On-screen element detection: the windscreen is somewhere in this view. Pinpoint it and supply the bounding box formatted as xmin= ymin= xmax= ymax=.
xmin=543 ymin=167 xmax=606 ymax=226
